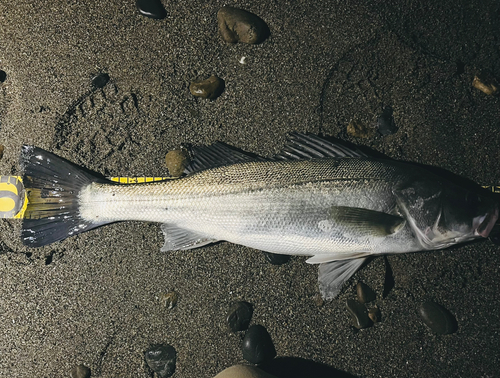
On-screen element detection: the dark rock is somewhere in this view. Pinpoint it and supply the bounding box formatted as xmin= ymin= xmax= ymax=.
xmin=347 ymin=119 xmax=375 ymax=138
xmin=91 ymin=73 xmax=109 ymax=89
xmin=165 ymin=149 xmax=190 ymax=177
xmin=144 ymin=344 xmax=176 ymax=378
xmin=376 ymin=106 xmax=398 ymax=136
xmin=227 ymin=301 xmax=253 ymax=332
xmin=70 ymin=364 xmax=91 ymax=378
xmin=368 ymin=306 xmax=381 ymax=323
xmin=189 ymin=76 xmax=224 ymax=99
xmin=418 ymin=301 xmax=458 ymax=335
xmin=346 ymin=299 xmax=372 ymax=329
xmin=0 ymin=70 xmax=6 ymax=82
xmin=217 ymin=7 xmax=269 ymax=44
xmin=136 ymin=0 xmax=166 ymax=19
xmin=242 ymin=325 xmax=276 ymax=364
xmin=356 ymin=281 xmax=376 ymax=304
xmin=263 ymin=252 xmax=291 ymax=265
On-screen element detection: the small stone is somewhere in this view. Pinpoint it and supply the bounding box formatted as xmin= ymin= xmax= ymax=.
xmin=136 ymin=0 xmax=166 ymax=19
xmin=263 ymin=252 xmax=291 ymax=265
xmin=159 ymin=291 xmax=178 ymax=309
xmin=418 ymin=301 xmax=458 ymax=335
xmin=346 ymin=299 xmax=372 ymax=329
xmin=217 ymin=7 xmax=269 ymax=44
xmin=70 ymin=364 xmax=91 ymax=378
xmin=189 ymin=76 xmax=224 ymax=99
xmin=214 ymin=365 xmax=278 ymax=378
xmin=0 ymin=70 xmax=6 ymax=82
xmin=347 ymin=119 xmax=375 ymax=138
xmin=242 ymin=325 xmax=276 ymax=364
xmin=376 ymin=106 xmax=398 ymax=136
xmin=165 ymin=149 xmax=190 ymax=177
xmin=227 ymin=301 xmax=253 ymax=332
xmin=472 ymin=73 xmax=498 ymax=96
xmin=356 ymin=281 xmax=376 ymax=304
xmin=144 ymin=344 xmax=176 ymax=378
xmin=368 ymin=306 xmax=381 ymax=323
xmin=91 ymin=73 xmax=110 ymax=89
xmin=0 ymin=145 xmax=4 ymax=160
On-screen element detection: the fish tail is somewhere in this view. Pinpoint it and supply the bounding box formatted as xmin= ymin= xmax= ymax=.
xmin=20 ymin=146 xmax=113 ymax=247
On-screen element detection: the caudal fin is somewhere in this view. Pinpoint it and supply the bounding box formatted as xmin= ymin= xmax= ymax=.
xmin=20 ymin=146 xmax=113 ymax=247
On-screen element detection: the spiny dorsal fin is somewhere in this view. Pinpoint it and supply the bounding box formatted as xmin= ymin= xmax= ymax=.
xmin=275 ymin=132 xmax=368 ymax=161
xmin=185 ymin=142 xmax=265 ymax=174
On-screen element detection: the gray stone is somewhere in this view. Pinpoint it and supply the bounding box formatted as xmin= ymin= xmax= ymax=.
xmin=418 ymin=301 xmax=458 ymax=335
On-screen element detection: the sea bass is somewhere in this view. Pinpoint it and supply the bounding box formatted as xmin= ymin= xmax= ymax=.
xmin=20 ymin=133 xmax=498 ymax=299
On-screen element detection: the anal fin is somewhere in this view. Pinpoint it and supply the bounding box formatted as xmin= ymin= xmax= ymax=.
xmin=318 ymin=257 xmax=368 ymax=300
xmin=160 ymin=224 xmax=218 ymax=251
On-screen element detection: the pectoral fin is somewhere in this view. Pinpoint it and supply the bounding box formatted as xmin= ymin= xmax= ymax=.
xmin=329 ymin=206 xmax=405 ymax=237
xmin=160 ymin=224 xmax=218 ymax=251
xmin=318 ymin=258 xmax=369 ymax=300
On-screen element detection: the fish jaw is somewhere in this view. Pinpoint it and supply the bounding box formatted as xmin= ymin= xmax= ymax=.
xmin=475 ymin=205 xmax=499 ymax=237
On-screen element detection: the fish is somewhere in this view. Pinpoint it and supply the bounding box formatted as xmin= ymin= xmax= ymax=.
xmin=19 ymin=133 xmax=499 ymax=299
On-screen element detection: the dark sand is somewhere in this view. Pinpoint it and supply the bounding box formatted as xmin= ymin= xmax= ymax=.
xmin=0 ymin=1 xmax=499 ymax=377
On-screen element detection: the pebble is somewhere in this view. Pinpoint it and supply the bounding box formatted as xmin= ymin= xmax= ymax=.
xmin=376 ymin=106 xmax=398 ymax=136
xmin=368 ymin=306 xmax=381 ymax=323
xmin=227 ymin=301 xmax=253 ymax=332
xmin=159 ymin=291 xmax=178 ymax=309
xmin=346 ymin=299 xmax=372 ymax=329
xmin=217 ymin=7 xmax=269 ymax=44
xmin=472 ymin=73 xmax=498 ymax=96
xmin=418 ymin=301 xmax=458 ymax=335
xmin=263 ymin=252 xmax=291 ymax=265
xmin=91 ymin=73 xmax=109 ymax=89
xmin=347 ymin=119 xmax=375 ymax=138
xmin=165 ymin=149 xmax=190 ymax=177
xmin=242 ymin=325 xmax=276 ymax=364
xmin=214 ymin=365 xmax=278 ymax=378
xmin=136 ymin=0 xmax=167 ymax=19
xmin=0 ymin=145 xmax=4 ymax=160
xmin=356 ymin=281 xmax=376 ymax=304
xmin=0 ymin=70 xmax=6 ymax=82
xmin=70 ymin=364 xmax=91 ymax=378
xmin=189 ymin=76 xmax=224 ymax=99
xmin=144 ymin=344 xmax=176 ymax=378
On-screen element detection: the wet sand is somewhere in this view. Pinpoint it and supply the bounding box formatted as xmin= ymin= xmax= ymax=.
xmin=0 ymin=1 xmax=499 ymax=377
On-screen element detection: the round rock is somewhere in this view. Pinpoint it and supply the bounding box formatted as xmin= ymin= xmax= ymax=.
xmin=165 ymin=149 xmax=190 ymax=177
xmin=144 ymin=344 xmax=176 ymax=378
xmin=70 ymin=364 xmax=91 ymax=378
xmin=189 ymin=76 xmax=224 ymax=99
xmin=214 ymin=365 xmax=278 ymax=378
xmin=347 ymin=119 xmax=375 ymax=138
xmin=242 ymin=325 xmax=276 ymax=364
xmin=368 ymin=306 xmax=381 ymax=323
xmin=227 ymin=301 xmax=253 ymax=332
xmin=0 ymin=70 xmax=6 ymax=82
xmin=346 ymin=299 xmax=372 ymax=329
xmin=217 ymin=7 xmax=269 ymax=44
xmin=91 ymin=73 xmax=110 ymax=89
xmin=263 ymin=252 xmax=291 ymax=265
xmin=356 ymin=281 xmax=376 ymax=304
xmin=418 ymin=301 xmax=458 ymax=335
xmin=136 ymin=0 xmax=167 ymax=19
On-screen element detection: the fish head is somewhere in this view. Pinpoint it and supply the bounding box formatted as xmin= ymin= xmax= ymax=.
xmin=395 ymin=179 xmax=499 ymax=249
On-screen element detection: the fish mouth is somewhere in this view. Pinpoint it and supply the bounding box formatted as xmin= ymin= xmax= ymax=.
xmin=476 ymin=206 xmax=499 ymax=237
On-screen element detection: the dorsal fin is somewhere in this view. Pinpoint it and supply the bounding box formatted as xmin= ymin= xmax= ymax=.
xmin=185 ymin=142 xmax=265 ymax=174
xmin=275 ymin=132 xmax=368 ymax=160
